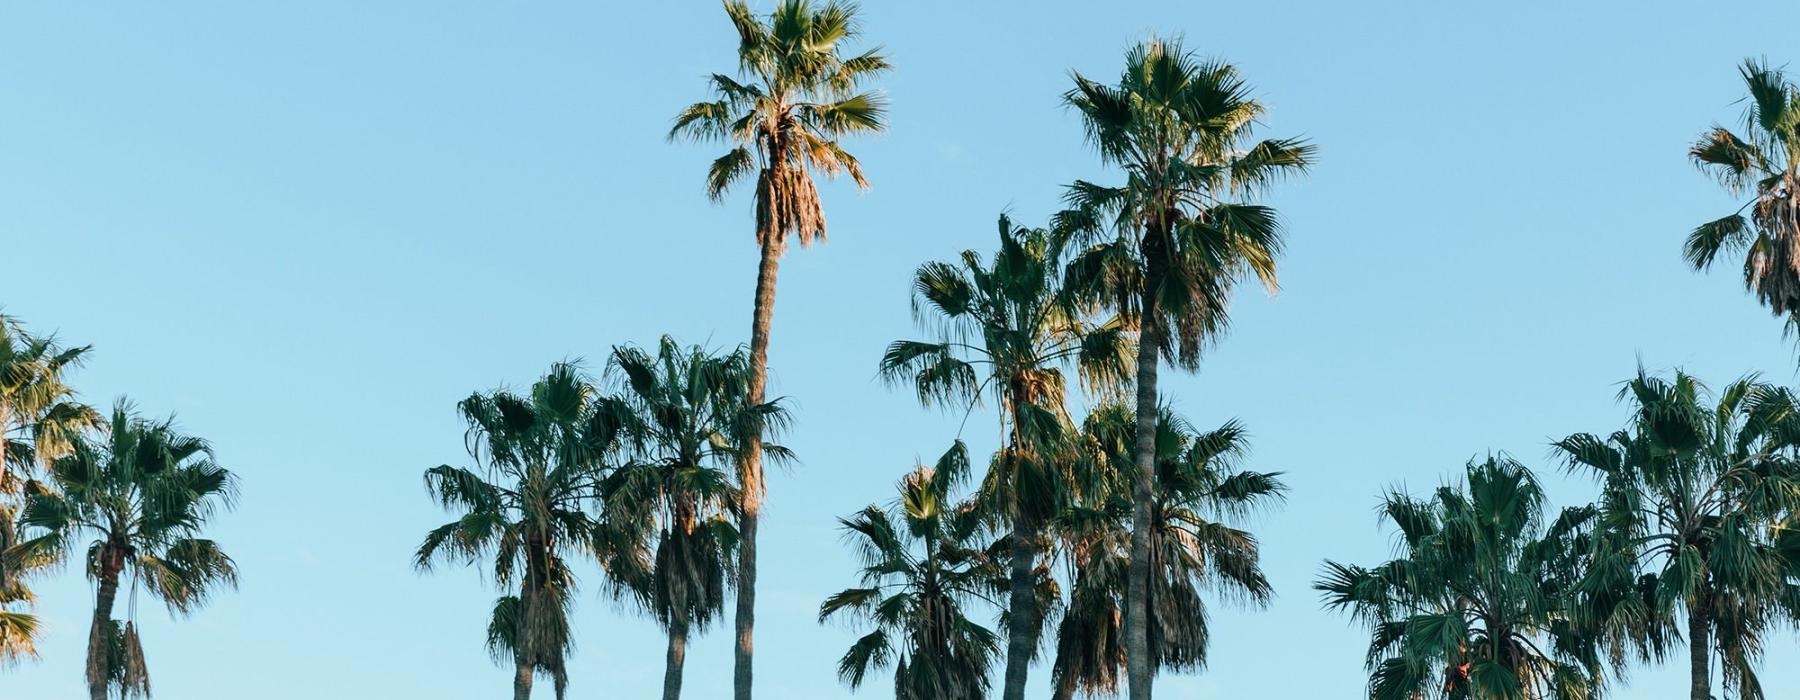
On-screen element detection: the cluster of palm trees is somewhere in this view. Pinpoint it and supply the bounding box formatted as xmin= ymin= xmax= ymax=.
xmin=1320 ymin=371 xmax=1800 ymax=700
xmin=416 ymin=341 xmax=789 ymax=700
xmin=414 ymin=1 xmax=1800 ymax=697
xmin=0 ymin=315 xmax=238 ymax=700
xmin=14 ymin=1 xmax=1800 ymax=699
xmin=423 ymin=1 xmax=1313 ymax=695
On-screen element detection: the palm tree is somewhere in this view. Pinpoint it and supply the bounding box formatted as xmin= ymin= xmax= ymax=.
xmin=1317 ymin=455 xmax=1605 ymax=700
xmin=0 ymin=314 xmax=99 ymax=665
xmin=415 ymin=363 xmax=633 ymax=700
xmin=1057 ymin=37 xmax=1313 ymax=699
xmin=1554 ymin=370 xmax=1800 ymax=700
xmin=1684 ymin=59 xmax=1800 ymax=321
xmin=1049 ymin=404 xmax=1284 ymax=699
xmin=603 ymin=337 xmax=788 ymax=700
xmin=820 ymin=447 xmax=1002 ymax=699
xmin=879 ymin=213 xmax=1132 ymax=700
xmin=9 ymin=401 xmax=237 ymax=700
xmin=670 ymin=3 xmax=888 ymax=694
xmin=1 ymin=314 xmax=99 ymax=489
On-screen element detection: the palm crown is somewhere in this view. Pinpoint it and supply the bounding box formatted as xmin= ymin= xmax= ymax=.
xmin=1057 ymin=37 xmax=1313 ymax=365
xmin=1 ymin=315 xmax=99 ymax=493
xmin=670 ymin=0 xmax=890 ymax=249
xmin=1687 ymin=59 xmax=1800 ymax=319
xmin=1318 ymin=456 xmax=1604 ymax=700
xmin=1051 ymin=404 xmax=1284 ymax=698
xmin=819 ymin=451 xmax=1002 ymax=700
xmin=880 ymin=214 xmax=1132 ymax=525
xmin=1554 ymin=370 xmax=1800 ymax=700
xmin=415 ymin=362 xmax=632 ymax=700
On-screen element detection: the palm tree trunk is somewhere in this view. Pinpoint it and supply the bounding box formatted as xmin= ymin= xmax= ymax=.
xmin=735 ymin=235 xmax=781 ymax=700
xmin=1002 ymin=521 xmax=1038 ymax=700
xmin=513 ymin=655 xmax=534 ymax=700
xmin=87 ymin=546 xmax=123 ymax=700
xmin=1125 ymin=282 xmax=1161 ymax=700
xmin=1689 ymin=591 xmax=1712 ymax=700
xmin=664 ymin=618 xmax=690 ymax=700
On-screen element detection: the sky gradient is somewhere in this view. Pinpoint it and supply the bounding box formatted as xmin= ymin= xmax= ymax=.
xmin=5 ymin=1 xmax=1800 ymax=697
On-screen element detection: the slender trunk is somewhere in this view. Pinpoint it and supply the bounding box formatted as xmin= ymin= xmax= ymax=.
xmin=735 ymin=233 xmax=782 ymax=700
xmin=1689 ymin=588 xmax=1712 ymax=700
xmin=88 ymin=546 xmax=123 ymax=700
xmin=1002 ymin=520 xmax=1038 ymax=700
xmin=514 ymin=655 xmax=534 ymax=700
xmin=1125 ymin=278 xmax=1162 ymax=700
xmin=664 ymin=617 xmax=690 ymax=700
xmin=516 ymin=534 xmax=546 ymax=700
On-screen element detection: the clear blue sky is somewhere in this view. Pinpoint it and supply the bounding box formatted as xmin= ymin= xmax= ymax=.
xmin=4 ymin=1 xmax=1799 ymax=697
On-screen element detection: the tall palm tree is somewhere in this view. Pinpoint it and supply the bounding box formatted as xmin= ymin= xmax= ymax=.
xmin=1049 ymin=403 xmax=1284 ymax=699
xmin=820 ymin=447 xmax=1002 ymax=699
xmin=603 ymin=337 xmax=788 ymax=700
xmin=9 ymin=401 xmax=237 ymax=700
xmin=1685 ymin=59 xmax=1800 ymax=321
xmin=415 ymin=363 xmax=632 ymax=700
xmin=1554 ymin=370 xmax=1800 ymax=700
xmin=879 ymin=213 xmax=1132 ymax=700
xmin=1317 ymin=456 xmax=1605 ymax=700
xmin=0 ymin=314 xmax=99 ymax=665
xmin=670 ymin=4 xmax=888 ymax=694
xmin=1057 ymin=37 xmax=1313 ymax=699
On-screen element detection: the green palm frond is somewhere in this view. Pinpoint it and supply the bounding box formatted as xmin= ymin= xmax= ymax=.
xmin=7 ymin=401 xmax=236 ymax=695
xmin=822 ymin=465 xmax=1001 ymax=697
xmin=1319 ymin=456 xmax=1606 ymax=700
xmin=1689 ymin=60 xmax=1800 ymax=320
xmin=1060 ymin=38 xmax=1311 ymax=369
xmin=415 ymin=363 xmax=627 ymax=693
xmin=1551 ymin=369 xmax=1800 ymax=699
xmin=1049 ymin=403 xmax=1282 ymax=688
xmin=675 ymin=0 xmax=888 ymax=245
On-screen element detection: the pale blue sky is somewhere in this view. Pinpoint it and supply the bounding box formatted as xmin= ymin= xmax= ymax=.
xmin=4 ymin=1 xmax=1799 ymax=698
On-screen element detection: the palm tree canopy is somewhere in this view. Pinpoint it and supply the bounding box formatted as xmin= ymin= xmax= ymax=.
xmin=1553 ymin=369 xmax=1800 ymax=700
xmin=1318 ymin=455 xmax=1604 ymax=700
xmin=12 ymin=401 xmax=238 ymax=615
xmin=1686 ymin=59 xmax=1800 ymax=319
xmin=0 ymin=314 xmax=100 ymax=493
xmin=820 ymin=451 xmax=1002 ymax=700
xmin=0 ymin=314 xmax=100 ymax=666
xmin=415 ymin=362 xmax=634 ymax=698
xmin=880 ymin=214 xmax=1133 ymax=525
xmin=881 ymin=213 xmax=1133 ymax=412
xmin=5 ymin=401 xmax=237 ymax=698
xmin=670 ymin=0 xmax=890 ymax=248
xmin=1050 ymin=403 xmax=1284 ymax=696
xmin=1056 ymin=37 xmax=1314 ymax=366
xmin=601 ymin=336 xmax=788 ymax=633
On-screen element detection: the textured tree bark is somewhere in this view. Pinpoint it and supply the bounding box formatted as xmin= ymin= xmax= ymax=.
xmin=664 ymin=618 xmax=690 ymax=700
xmin=734 ymin=234 xmax=782 ymax=700
xmin=515 ymin=534 xmax=547 ymax=700
xmin=1002 ymin=520 xmax=1038 ymax=700
xmin=1689 ymin=590 xmax=1712 ymax=700
xmin=513 ymin=656 xmax=534 ymax=700
xmin=87 ymin=547 xmax=123 ymax=700
xmin=1125 ymin=281 xmax=1162 ymax=700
